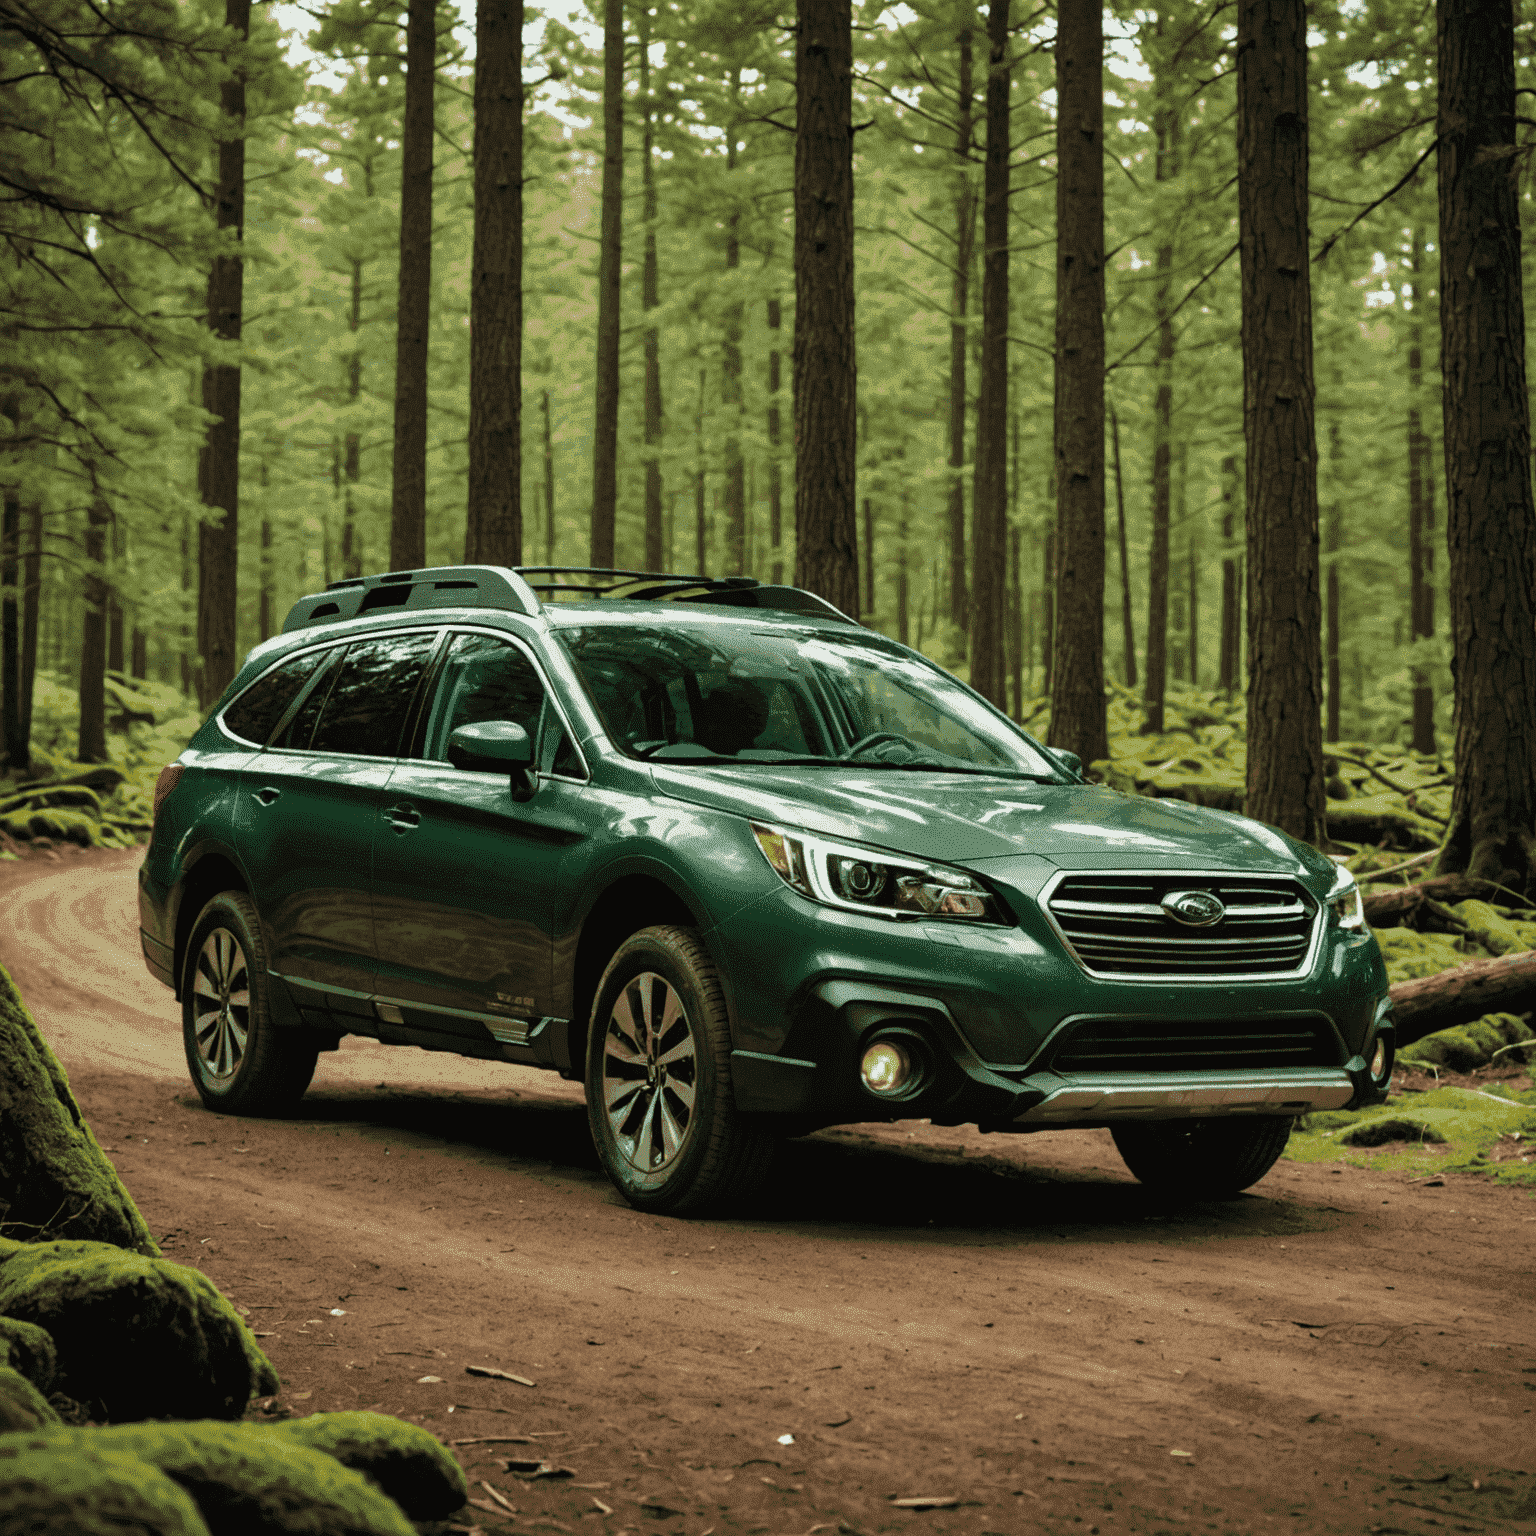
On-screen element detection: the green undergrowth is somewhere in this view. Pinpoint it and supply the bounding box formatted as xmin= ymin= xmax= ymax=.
xmin=0 ymin=672 xmax=200 ymax=857
xmin=1288 ymin=1083 xmax=1536 ymax=1186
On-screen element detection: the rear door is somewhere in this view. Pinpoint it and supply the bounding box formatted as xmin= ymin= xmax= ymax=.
xmin=370 ymin=628 xmax=589 ymax=1045
xmin=236 ymin=628 xmax=440 ymax=1021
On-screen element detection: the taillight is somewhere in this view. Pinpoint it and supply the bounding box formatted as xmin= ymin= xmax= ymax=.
xmin=152 ymin=764 xmax=184 ymax=831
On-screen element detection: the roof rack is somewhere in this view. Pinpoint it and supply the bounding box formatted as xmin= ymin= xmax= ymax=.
xmin=280 ymin=564 xmax=855 ymax=633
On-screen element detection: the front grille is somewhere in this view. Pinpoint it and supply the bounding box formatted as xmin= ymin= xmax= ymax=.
xmin=1045 ymin=1014 xmax=1339 ymax=1074
xmin=1046 ymin=873 xmax=1318 ymax=978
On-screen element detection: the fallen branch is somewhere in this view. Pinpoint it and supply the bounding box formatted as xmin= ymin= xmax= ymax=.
xmin=1357 ymin=849 xmax=1439 ymax=884
xmin=1362 ymin=875 xmax=1497 ymax=929
xmin=1389 ymin=948 xmax=1536 ymax=1045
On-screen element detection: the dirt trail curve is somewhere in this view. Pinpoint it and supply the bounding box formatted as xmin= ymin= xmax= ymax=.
xmin=4 ymin=845 xmax=1535 ymax=1535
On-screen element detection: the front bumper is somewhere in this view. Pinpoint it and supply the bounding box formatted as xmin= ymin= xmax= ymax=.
xmin=1008 ymin=1067 xmax=1354 ymax=1125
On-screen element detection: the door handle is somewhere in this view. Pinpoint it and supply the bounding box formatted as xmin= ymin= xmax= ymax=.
xmin=384 ymin=802 xmax=420 ymax=831
xmin=251 ymin=787 xmax=281 ymax=807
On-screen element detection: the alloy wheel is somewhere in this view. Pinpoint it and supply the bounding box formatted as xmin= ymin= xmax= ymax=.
xmin=191 ymin=927 xmax=250 ymax=1081
xmin=601 ymin=971 xmax=698 ymax=1172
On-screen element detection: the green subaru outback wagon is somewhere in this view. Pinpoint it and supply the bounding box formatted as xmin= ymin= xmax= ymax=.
xmin=139 ymin=564 xmax=1393 ymax=1213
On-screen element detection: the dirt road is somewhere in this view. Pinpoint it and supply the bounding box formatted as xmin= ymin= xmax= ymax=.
xmin=4 ymin=845 xmax=1535 ymax=1534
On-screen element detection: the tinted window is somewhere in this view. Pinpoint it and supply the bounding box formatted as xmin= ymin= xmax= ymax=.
xmin=303 ymin=633 xmax=437 ymax=757
xmin=422 ymin=634 xmax=545 ymax=761
xmin=223 ymin=650 xmax=326 ymax=745
xmin=549 ymin=723 xmax=584 ymax=779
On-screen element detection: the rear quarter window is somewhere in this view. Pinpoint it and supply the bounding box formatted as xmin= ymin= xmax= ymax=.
xmin=222 ymin=650 xmax=327 ymax=745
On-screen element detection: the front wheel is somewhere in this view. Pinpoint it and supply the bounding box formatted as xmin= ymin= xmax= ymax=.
xmin=182 ymin=891 xmax=318 ymax=1116
xmin=585 ymin=926 xmax=777 ymax=1215
xmin=1111 ymin=1115 xmax=1295 ymax=1197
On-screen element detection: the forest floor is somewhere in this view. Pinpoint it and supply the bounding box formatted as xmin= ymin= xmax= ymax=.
xmin=4 ymin=845 xmax=1536 ymax=1536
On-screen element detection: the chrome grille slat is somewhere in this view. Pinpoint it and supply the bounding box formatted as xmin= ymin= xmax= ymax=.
xmin=1046 ymin=872 xmax=1319 ymax=980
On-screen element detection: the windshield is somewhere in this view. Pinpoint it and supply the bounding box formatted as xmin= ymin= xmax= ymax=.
xmin=555 ymin=621 xmax=1064 ymax=778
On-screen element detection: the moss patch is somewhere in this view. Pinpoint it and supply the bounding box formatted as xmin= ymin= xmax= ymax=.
xmin=0 ymin=1239 xmax=278 ymax=1421
xmin=0 ymin=1440 xmax=211 ymax=1535
xmin=267 ymin=1411 xmax=467 ymax=1519
xmin=1398 ymin=1013 xmax=1534 ymax=1074
xmin=0 ymin=1365 xmax=60 ymax=1430
xmin=1371 ymin=926 xmax=1475 ymax=984
xmin=0 ymin=1315 xmax=56 ymax=1391
xmin=1290 ymin=1085 xmax=1536 ymax=1184
xmin=0 ymin=961 xmax=158 ymax=1254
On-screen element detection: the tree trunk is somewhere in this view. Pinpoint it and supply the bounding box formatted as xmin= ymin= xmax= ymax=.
xmin=466 ymin=0 xmax=524 ymax=566
xmin=20 ymin=504 xmax=38 ymax=747
xmin=1434 ymin=0 xmax=1536 ymax=890
xmin=1389 ymin=948 xmax=1536 ymax=1046
xmin=1186 ymin=512 xmax=1199 ymax=687
xmin=1008 ymin=519 xmax=1023 ymax=716
xmin=1047 ymin=0 xmax=1106 ymax=764
xmin=948 ymin=12 xmax=974 ymax=635
xmin=861 ymin=495 xmax=875 ymax=617
xmin=1218 ymin=452 xmax=1241 ymax=694
xmin=793 ymin=0 xmax=858 ymax=616
xmin=390 ymin=0 xmax=435 ymax=572
xmin=180 ymin=509 xmax=194 ymax=698
xmin=1041 ymin=525 xmax=1055 ymax=695
xmin=896 ymin=491 xmax=911 ymax=645
xmin=589 ymin=0 xmax=623 ymax=567
xmin=79 ymin=502 xmax=109 ymax=765
xmin=1237 ymin=0 xmax=1325 ymax=845
xmin=542 ymin=388 xmax=556 ymax=564
xmin=1324 ymin=416 xmax=1342 ymax=741
xmin=723 ymin=76 xmax=746 ymax=578
xmin=106 ymin=514 xmax=124 ymax=674
xmin=767 ymin=298 xmax=784 ymax=584
xmin=130 ymin=627 xmax=147 ymax=682
xmin=258 ymin=513 xmax=273 ymax=643
xmin=195 ymin=0 xmax=250 ymax=712
xmin=1406 ymin=226 xmax=1436 ymax=755
xmin=343 ymin=259 xmax=364 ymax=580
xmin=968 ymin=0 xmax=1009 ymax=702
xmin=1 ymin=489 xmax=19 ymax=770
xmin=1110 ymin=404 xmax=1136 ymax=689
xmin=641 ymin=12 xmax=664 ymax=571
xmin=694 ymin=368 xmax=708 ymax=572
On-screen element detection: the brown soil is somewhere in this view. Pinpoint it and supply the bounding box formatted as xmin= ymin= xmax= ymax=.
xmin=4 ymin=846 xmax=1536 ymax=1535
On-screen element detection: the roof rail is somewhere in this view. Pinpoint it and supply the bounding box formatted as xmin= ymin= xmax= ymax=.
xmin=280 ymin=564 xmax=856 ymax=633
xmin=280 ymin=566 xmax=540 ymax=632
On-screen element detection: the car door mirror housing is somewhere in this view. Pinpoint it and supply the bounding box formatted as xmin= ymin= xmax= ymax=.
xmin=1052 ymin=749 xmax=1083 ymax=779
xmin=448 ymin=721 xmax=537 ymax=800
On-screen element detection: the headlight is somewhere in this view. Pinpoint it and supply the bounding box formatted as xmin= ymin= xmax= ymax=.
xmin=1326 ymin=865 xmax=1365 ymax=931
xmin=750 ymin=822 xmax=1004 ymax=924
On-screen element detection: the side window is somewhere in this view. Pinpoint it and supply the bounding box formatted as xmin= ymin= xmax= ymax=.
xmin=222 ymin=650 xmax=326 ymax=746
xmin=423 ymin=634 xmax=545 ymax=762
xmin=302 ymin=632 xmax=437 ymax=757
xmin=549 ymin=723 xmax=585 ymax=779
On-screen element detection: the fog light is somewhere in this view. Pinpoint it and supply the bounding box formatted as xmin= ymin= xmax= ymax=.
xmin=1370 ymin=1036 xmax=1388 ymax=1080
xmin=860 ymin=1040 xmax=912 ymax=1096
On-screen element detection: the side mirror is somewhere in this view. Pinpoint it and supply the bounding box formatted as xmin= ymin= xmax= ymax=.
xmin=448 ymin=721 xmax=537 ymax=802
xmin=1053 ymin=749 xmax=1083 ymax=779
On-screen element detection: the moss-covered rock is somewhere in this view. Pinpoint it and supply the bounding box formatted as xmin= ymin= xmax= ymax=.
xmin=93 ymin=1422 xmax=418 ymax=1536
xmin=266 ymin=1412 xmax=467 ymax=1519
xmin=0 ymin=961 xmax=158 ymax=1254
xmin=1340 ymin=1116 xmax=1448 ymax=1147
xmin=1371 ymin=925 xmax=1473 ymax=984
xmin=0 ymin=1441 xmax=211 ymax=1535
xmin=1397 ymin=1012 xmax=1535 ymax=1073
xmin=0 ymin=1364 xmax=60 ymax=1429
xmin=0 ymin=1314 xmax=56 ymax=1391
xmin=0 ymin=1239 xmax=278 ymax=1421
xmin=1445 ymin=900 xmax=1536 ymax=958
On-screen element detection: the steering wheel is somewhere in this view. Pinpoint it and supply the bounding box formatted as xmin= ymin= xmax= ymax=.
xmin=839 ymin=731 xmax=915 ymax=762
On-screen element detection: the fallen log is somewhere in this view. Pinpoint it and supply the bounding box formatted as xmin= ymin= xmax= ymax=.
xmin=1389 ymin=948 xmax=1536 ymax=1046
xmin=1362 ymin=875 xmax=1498 ymax=930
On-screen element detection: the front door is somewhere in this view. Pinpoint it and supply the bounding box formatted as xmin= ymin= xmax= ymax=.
xmin=371 ymin=630 xmax=587 ymax=1042
xmin=236 ymin=629 xmax=440 ymax=1018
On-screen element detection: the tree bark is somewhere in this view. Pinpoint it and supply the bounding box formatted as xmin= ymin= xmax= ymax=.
xmin=1389 ymin=948 xmax=1536 ymax=1046
xmin=1 ymin=489 xmax=19 ymax=769
xmin=106 ymin=514 xmax=124 ymax=674
xmin=1361 ymin=872 xmax=1496 ymax=929
xmin=896 ymin=491 xmax=911 ymax=645
xmin=968 ymin=0 xmax=1009 ymax=702
xmin=641 ymin=11 xmax=664 ymax=571
xmin=20 ymin=505 xmax=37 ymax=743
xmin=390 ymin=0 xmax=435 ymax=572
xmin=948 ymin=12 xmax=974 ymax=635
xmin=1406 ymin=226 xmax=1436 ymax=755
xmin=466 ymin=0 xmax=523 ymax=567
xmin=767 ymin=298 xmax=784 ymax=584
xmin=258 ymin=513 xmax=273 ymax=643
xmin=793 ymin=0 xmax=858 ymax=616
xmin=195 ymin=0 xmax=250 ymax=712
xmin=1434 ymin=0 xmax=1536 ymax=892
xmin=343 ymin=260 xmax=364 ymax=580
xmin=1047 ymin=0 xmax=1106 ymax=764
xmin=1142 ymin=114 xmax=1177 ymax=733
xmin=1218 ymin=452 xmax=1241 ymax=693
xmin=79 ymin=502 xmax=109 ymax=765
xmin=541 ymin=387 xmax=556 ymax=564
xmin=589 ymin=0 xmax=624 ymax=568
xmin=1324 ymin=415 xmax=1342 ymax=740
xmin=723 ymin=73 xmax=746 ymax=578
xmin=694 ymin=368 xmax=708 ymax=572
xmin=1186 ymin=511 xmax=1199 ymax=687
xmin=1110 ymin=404 xmax=1136 ymax=689
xmin=1237 ymin=0 xmax=1325 ymax=845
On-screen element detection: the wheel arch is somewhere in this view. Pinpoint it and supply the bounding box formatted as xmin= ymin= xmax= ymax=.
xmin=564 ymin=868 xmax=723 ymax=1079
xmin=172 ymin=847 xmax=249 ymax=1001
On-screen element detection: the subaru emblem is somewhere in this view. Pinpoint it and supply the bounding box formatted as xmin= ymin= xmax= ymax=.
xmin=1161 ymin=889 xmax=1226 ymax=927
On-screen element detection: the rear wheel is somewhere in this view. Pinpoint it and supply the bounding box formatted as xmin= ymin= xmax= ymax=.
xmin=182 ymin=891 xmax=317 ymax=1115
xmin=1111 ymin=1115 xmax=1295 ymax=1197
xmin=585 ymin=925 xmax=777 ymax=1215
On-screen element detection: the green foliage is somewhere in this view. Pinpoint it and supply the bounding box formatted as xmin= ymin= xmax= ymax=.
xmin=1397 ymin=1013 xmax=1534 ymax=1073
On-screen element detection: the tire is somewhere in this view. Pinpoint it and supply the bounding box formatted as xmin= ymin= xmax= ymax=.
xmin=585 ymin=925 xmax=778 ymax=1215
xmin=182 ymin=891 xmax=318 ymax=1116
xmin=1111 ymin=1115 xmax=1295 ymax=1197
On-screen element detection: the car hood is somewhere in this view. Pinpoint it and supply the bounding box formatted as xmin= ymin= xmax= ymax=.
xmin=648 ymin=765 xmax=1328 ymax=878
